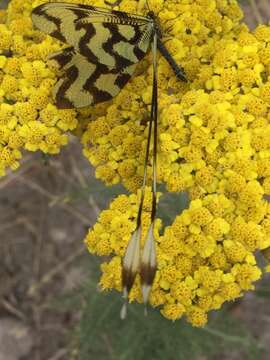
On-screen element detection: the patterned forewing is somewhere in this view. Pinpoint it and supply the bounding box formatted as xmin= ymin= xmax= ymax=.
xmin=32 ymin=2 xmax=153 ymax=69
xmin=50 ymin=47 xmax=137 ymax=108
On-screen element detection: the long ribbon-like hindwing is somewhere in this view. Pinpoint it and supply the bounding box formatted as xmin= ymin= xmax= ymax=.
xmin=32 ymin=2 xmax=187 ymax=317
xmin=121 ymin=32 xmax=159 ymax=318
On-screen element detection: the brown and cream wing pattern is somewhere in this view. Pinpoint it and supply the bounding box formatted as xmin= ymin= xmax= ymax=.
xmin=32 ymin=2 xmax=153 ymax=69
xmin=49 ymin=47 xmax=137 ymax=108
xmin=31 ymin=2 xmax=155 ymax=108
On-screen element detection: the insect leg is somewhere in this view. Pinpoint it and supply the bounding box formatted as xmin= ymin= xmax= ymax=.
xmin=157 ymin=38 xmax=187 ymax=82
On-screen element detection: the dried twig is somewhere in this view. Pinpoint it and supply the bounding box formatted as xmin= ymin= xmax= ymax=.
xmin=47 ymin=348 xmax=68 ymax=360
xmin=18 ymin=176 xmax=91 ymax=225
xmin=27 ymin=246 xmax=85 ymax=297
xmin=248 ymin=0 xmax=264 ymax=24
xmin=69 ymin=152 xmax=101 ymax=216
xmin=0 ymin=155 xmax=35 ymax=190
xmin=33 ymin=199 xmax=47 ymax=281
xmin=261 ymin=0 xmax=270 ymax=21
xmin=0 ymin=219 xmax=25 ymax=234
xmin=69 ymin=152 xmax=89 ymax=189
xmin=1 ymin=298 xmax=27 ymax=321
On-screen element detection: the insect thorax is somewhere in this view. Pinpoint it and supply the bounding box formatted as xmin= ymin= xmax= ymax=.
xmin=147 ymin=11 xmax=163 ymax=39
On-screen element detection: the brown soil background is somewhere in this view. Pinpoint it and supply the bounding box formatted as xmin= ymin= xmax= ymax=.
xmin=0 ymin=1 xmax=270 ymax=359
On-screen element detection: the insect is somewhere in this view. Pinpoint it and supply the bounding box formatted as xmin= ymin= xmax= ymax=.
xmin=32 ymin=0 xmax=187 ymax=318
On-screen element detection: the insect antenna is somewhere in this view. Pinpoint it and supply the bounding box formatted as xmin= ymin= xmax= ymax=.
xmin=104 ymin=0 xmax=123 ymax=8
xmin=163 ymin=13 xmax=183 ymax=33
xmin=138 ymin=0 xmax=150 ymax=13
xmin=145 ymin=0 xmax=151 ymax=11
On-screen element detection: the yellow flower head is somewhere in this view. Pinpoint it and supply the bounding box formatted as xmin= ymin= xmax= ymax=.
xmin=1 ymin=0 xmax=270 ymax=326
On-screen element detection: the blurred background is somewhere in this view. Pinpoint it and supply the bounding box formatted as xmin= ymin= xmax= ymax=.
xmin=0 ymin=0 xmax=270 ymax=359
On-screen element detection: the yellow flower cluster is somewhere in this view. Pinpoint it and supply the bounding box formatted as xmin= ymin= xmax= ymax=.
xmin=2 ymin=0 xmax=270 ymax=326
xmin=0 ymin=0 xmax=81 ymax=175
xmin=82 ymin=0 xmax=270 ymax=325
xmin=80 ymin=0 xmax=249 ymax=194
xmin=86 ymin=190 xmax=267 ymax=326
